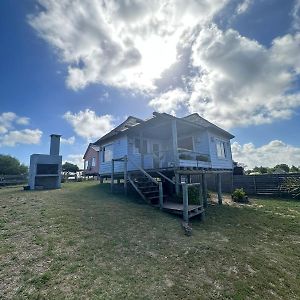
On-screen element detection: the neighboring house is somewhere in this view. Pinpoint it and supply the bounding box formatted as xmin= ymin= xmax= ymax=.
xmin=93 ymin=112 xmax=234 ymax=221
xmin=83 ymin=143 xmax=100 ymax=176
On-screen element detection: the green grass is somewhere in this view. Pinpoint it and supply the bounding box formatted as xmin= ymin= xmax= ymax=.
xmin=0 ymin=181 xmax=299 ymax=299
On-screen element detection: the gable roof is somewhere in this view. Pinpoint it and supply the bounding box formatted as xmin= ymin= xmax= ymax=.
xmin=94 ymin=112 xmax=234 ymax=145
xmin=95 ymin=116 xmax=143 ymax=145
xmin=182 ymin=113 xmax=234 ymax=138
xmin=83 ymin=143 xmax=100 ymax=159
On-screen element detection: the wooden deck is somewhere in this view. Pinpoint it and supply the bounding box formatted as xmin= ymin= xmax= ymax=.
xmin=160 ymin=202 xmax=205 ymax=219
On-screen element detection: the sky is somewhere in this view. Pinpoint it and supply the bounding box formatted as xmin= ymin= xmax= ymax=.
xmin=0 ymin=0 xmax=300 ymax=169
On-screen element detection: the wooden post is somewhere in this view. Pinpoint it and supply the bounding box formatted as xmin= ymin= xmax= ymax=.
xmin=182 ymin=183 xmax=189 ymax=222
xmin=159 ymin=182 xmax=163 ymax=210
xmin=172 ymin=120 xmax=178 ymax=167
xmin=198 ymin=182 xmax=203 ymax=207
xmin=175 ymin=172 xmax=180 ymax=195
xmin=124 ymin=156 xmax=128 ymax=196
xmin=217 ymin=173 xmax=222 ymax=205
xmin=100 ymin=177 xmax=103 ymax=184
xmin=111 ymin=159 xmax=114 ymax=192
xmin=139 ymin=132 xmax=144 ymax=169
xmin=202 ymin=173 xmax=208 ymax=208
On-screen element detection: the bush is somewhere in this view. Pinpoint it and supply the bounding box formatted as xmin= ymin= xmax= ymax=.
xmin=232 ymin=188 xmax=249 ymax=203
xmin=281 ymin=177 xmax=300 ymax=198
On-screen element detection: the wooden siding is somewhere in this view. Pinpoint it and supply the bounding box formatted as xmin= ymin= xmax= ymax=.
xmin=99 ymin=137 xmax=128 ymax=174
xmin=208 ymin=130 xmax=233 ymax=170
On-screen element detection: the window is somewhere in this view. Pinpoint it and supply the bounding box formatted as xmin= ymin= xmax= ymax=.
xmin=216 ymin=140 xmax=226 ymax=158
xmin=92 ymin=157 xmax=96 ymax=167
xmin=142 ymin=140 xmax=147 ymax=154
xmin=134 ymin=138 xmax=140 ymax=154
xmin=178 ymin=136 xmax=194 ymax=151
xmin=84 ymin=160 xmax=88 ymax=170
xmin=103 ymin=144 xmax=113 ymax=162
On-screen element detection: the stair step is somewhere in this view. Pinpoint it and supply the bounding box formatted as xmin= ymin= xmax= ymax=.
xmin=143 ymin=190 xmax=159 ymax=194
xmin=138 ymin=185 xmax=158 ymax=189
xmin=147 ymin=195 xmax=167 ymax=200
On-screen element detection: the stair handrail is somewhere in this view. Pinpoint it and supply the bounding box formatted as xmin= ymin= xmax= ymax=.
xmin=155 ymin=171 xmax=175 ymax=185
xmin=127 ymin=156 xmax=158 ymax=185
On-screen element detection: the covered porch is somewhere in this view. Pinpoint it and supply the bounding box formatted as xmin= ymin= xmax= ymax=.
xmin=127 ymin=113 xmax=211 ymax=171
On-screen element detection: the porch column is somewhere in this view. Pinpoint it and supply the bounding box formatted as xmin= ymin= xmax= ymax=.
xmin=111 ymin=159 xmax=114 ymax=192
xmin=202 ymin=173 xmax=208 ymax=208
xmin=139 ymin=132 xmax=144 ymax=169
xmin=124 ymin=155 xmax=128 ymax=196
xmin=217 ymin=173 xmax=222 ymax=205
xmin=172 ymin=120 xmax=179 ymax=167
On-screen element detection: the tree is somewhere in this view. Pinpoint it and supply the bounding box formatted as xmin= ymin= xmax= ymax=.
xmin=252 ymin=166 xmax=269 ymax=174
xmin=274 ymin=164 xmax=290 ymax=173
xmin=62 ymin=162 xmax=79 ymax=173
xmin=0 ymin=154 xmax=28 ymax=175
xmin=290 ymin=165 xmax=299 ymax=173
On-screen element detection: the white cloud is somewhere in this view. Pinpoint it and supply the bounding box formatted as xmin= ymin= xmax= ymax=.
xmin=64 ymin=154 xmax=84 ymax=169
xmin=61 ymin=136 xmax=75 ymax=145
xmin=0 ymin=129 xmax=42 ymax=147
xmin=232 ymin=140 xmax=300 ymax=169
xmin=149 ymin=88 xmax=189 ymax=115
xmin=235 ymin=0 xmax=253 ymax=15
xmin=29 ymin=0 xmax=228 ymax=91
xmin=29 ymin=1 xmax=300 ymax=130
xmin=292 ymin=0 xmax=300 ymax=31
xmin=63 ymin=109 xmax=114 ymax=141
xmin=0 ymin=112 xmax=31 ymax=134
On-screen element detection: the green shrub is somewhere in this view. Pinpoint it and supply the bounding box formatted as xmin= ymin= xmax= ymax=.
xmin=232 ymin=188 xmax=248 ymax=203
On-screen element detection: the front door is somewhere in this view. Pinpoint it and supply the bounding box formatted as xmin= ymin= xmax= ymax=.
xmin=153 ymin=143 xmax=160 ymax=169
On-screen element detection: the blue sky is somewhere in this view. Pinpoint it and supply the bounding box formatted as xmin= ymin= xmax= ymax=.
xmin=0 ymin=0 xmax=300 ymax=169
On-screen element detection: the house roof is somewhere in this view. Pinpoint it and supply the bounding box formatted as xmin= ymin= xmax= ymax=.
xmin=83 ymin=143 xmax=100 ymax=159
xmin=94 ymin=112 xmax=234 ymax=145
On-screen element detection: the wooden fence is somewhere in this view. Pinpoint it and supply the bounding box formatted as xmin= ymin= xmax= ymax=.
xmin=193 ymin=172 xmax=300 ymax=198
xmin=233 ymin=173 xmax=300 ymax=197
xmin=0 ymin=175 xmax=28 ymax=186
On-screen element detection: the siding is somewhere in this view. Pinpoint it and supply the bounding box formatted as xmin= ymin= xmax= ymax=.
xmin=84 ymin=147 xmax=99 ymax=174
xmin=100 ymin=136 xmax=128 ymax=174
xmin=208 ymin=130 xmax=233 ymax=169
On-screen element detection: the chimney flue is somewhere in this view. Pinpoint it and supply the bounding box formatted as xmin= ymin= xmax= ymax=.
xmin=50 ymin=134 xmax=61 ymax=156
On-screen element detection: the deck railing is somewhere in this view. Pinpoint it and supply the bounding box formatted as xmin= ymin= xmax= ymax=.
xmin=178 ymin=149 xmax=210 ymax=162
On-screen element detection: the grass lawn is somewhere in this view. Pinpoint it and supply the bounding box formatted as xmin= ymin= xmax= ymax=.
xmin=0 ymin=181 xmax=300 ymax=299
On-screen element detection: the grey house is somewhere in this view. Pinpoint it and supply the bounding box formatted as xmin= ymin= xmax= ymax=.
xmin=94 ymin=112 xmax=234 ymax=221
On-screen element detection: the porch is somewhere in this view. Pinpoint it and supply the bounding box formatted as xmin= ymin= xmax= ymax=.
xmin=126 ymin=114 xmax=211 ymax=172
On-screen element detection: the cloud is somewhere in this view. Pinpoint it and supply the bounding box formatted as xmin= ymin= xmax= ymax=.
xmin=63 ymin=109 xmax=114 ymax=141
xmin=149 ymin=88 xmax=189 ymax=115
xmin=29 ymin=0 xmax=229 ymax=91
xmin=152 ymin=26 xmax=300 ymax=129
xmin=235 ymin=0 xmax=253 ymax=15
xmin=0 ymin=129 xmax=42 ymax=147
xmin=232 ymin=140 xmax=300 ymax=169
xmin=0 ymin=112 xmax=30 ymax=134
xmin=64 ymin=154 xmax=84 ymax=169
xmin=61 ymin=136 xmax=75 ymax=145
xmin=292 ymin=0 xmax=300 ymax=31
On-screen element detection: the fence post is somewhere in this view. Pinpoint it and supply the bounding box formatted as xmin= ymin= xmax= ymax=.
xmin=198 ymin=183 xmax=203 ymax=207
xmin=182 ymin=183 xmax=189 ymax=222
xmin=253 ymin=175 xmax=257 ymax=195
xmin=175 ymin=173 xmax=180 ymax=195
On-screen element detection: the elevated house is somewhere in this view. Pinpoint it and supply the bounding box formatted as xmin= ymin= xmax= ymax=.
xmin=94 ymin=112 xmax=234 ymax=221
xmin=83 ymin=143 xmax=100 ymax=178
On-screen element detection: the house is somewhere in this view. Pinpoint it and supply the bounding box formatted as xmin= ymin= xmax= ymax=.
xmin=94 ymin=112 xmax=234 ymax=221
xmin=83 ymin=143 xmax=100 ymax=177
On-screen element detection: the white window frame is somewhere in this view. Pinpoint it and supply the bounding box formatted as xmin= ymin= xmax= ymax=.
xmin=216 ymin=139 xmax=226 ymax=159
xmin=103 ymin=144 xmax=113 ymax=162
xmin=91 ymin=157 xmax=96 ymax=167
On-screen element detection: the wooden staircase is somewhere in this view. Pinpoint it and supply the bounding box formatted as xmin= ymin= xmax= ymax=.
xmin=128 ymin=172 xmax=166 ymax=205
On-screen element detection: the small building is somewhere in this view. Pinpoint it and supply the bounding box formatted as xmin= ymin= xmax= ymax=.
xmin=29 ymin=134 xmax=62 ymax=190
xmin=83 ymin=143 xmax=100 ymax=177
